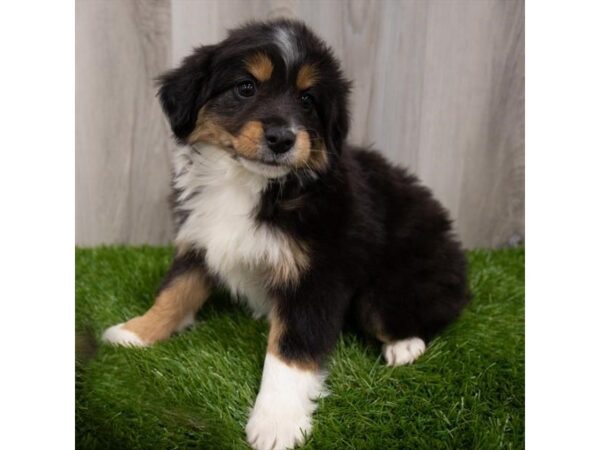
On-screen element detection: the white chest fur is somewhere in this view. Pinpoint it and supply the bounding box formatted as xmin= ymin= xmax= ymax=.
xmin=172 ymin=144 xmax=294 ymax=317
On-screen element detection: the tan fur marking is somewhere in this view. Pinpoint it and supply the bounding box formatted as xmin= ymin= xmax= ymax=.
xmin=245 ymin=52 xmax=274 ymax=82
xmin=308 ymin=141 xmax=329 ymax=172
xmin=267 ymin=312 xmax=284 ymax=355
xmin=188 ymin=107 xmax=235 ymax=147
xmin=232 ymin=121 xmax=264 ymax=159
xmin=268 ymin=311 xmax=319 ymax=372
xmin=375 ymin=328 xmax=394 ymax=344
xmin=362 ymin=309 xmax=393 ymax=344
xmin=264 ymin=235 xmax=310 ymax=287
xmin=296 ymin=64 xmax=319 ymax=90
xmin=122 ymin=269 xmax=210 ymax=344
xmin=293 ymin=130 xmax=311 ymax=166
xmin=291 ymin=131 xmax=329 ymax=172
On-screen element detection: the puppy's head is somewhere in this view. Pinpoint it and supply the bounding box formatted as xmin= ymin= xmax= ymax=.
xmin=158 ymin=19 xmax=350 ymax=178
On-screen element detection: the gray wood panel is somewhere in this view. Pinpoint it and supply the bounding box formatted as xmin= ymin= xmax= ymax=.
xmin=77 ymin=0 xmax=524 ymax=248
xmin=76 ymin=0 xmax=173 ymax=245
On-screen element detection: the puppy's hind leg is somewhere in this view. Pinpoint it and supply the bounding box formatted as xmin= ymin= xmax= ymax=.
xmin=382 ymin=337 xmax=426 ymax=367
xmin=102 ymin=249 xmax=211 ymax=347
xmin=355 ymin=293 xmax=428 ymax=367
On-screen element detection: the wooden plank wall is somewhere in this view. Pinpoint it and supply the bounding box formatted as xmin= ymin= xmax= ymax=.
xmin=76 ymin=0 xmax=524 ymax=248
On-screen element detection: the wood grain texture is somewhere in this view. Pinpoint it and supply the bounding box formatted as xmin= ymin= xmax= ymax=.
xmin=76 ymin=0 xmax=173 ymax=245
xmin=77 ymin=0 xmax=524 ymax=248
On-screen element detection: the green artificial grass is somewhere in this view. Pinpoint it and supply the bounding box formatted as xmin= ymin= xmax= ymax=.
xmin=76 ymin=247 xmax=524 ymax=450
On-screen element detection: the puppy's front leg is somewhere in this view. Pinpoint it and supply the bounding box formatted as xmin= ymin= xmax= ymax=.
xmin=102 ymin=249 xmax=211 ymax=347
xmin=246 ymin=291 xmax=347 ymax=450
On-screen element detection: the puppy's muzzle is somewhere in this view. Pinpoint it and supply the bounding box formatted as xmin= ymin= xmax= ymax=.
xmin=265 ymin=126 xmax=296 ymax=154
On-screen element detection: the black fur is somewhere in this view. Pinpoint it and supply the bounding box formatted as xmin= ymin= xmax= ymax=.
xmin=157 ymin=19 xmax=469 ymax=367
xmin=157 ymin=249 xmax=210 ymax=293
xmin=260 ymin=148 xmax=469 ymax=365
xmin=158 ymin=45 xmax=217 ymax=143
xmin=158 ymin=20 xmax=349 ymax=158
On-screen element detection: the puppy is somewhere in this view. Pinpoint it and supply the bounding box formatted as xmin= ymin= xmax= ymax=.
xmin=103 ymin=19 xmax=470 ymax=450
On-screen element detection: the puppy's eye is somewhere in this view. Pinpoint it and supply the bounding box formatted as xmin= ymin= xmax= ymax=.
xmin=300 ymin=92 xmax=314 ymax=111
xmin=235 ymin=80 xmax=256 ymax=98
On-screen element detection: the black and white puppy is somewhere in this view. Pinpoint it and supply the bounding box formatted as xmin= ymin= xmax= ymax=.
xmin=103 ymin=19 xmax=470 ymax=450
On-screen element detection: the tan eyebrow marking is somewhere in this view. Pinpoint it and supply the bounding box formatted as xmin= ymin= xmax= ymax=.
xmin=296 ymin=64 xmax=319 ymax=90
xmin=245 ymin=52 xmax=274 ymax=82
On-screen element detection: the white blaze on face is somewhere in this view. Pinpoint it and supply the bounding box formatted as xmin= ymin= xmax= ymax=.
xmin=246 ymin=354 xmax=327 ymax=450
xmin=273 ymin=26 xmax=299 ymax=71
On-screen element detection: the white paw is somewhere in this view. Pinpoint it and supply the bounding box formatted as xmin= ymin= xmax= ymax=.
xmin=246 ymin=354 xmax=324 ymax=450
xmin=102 ymin=323 xmax=147 ymax=347
xmin=246 ymin=401 xmax=312 ymax=450
xmin=383 ymin=337 xmax=426 ymax=366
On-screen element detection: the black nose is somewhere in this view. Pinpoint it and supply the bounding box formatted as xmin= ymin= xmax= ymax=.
xmin=264 ymin=126 xmax=296 ymax=154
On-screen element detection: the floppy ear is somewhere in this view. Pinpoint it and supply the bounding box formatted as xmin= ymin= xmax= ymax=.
xmin=157 ymin=45 xmax=216 ymax=142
